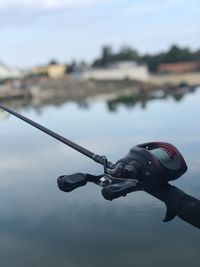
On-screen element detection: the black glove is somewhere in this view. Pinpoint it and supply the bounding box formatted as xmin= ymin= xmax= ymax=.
xmin=110 ymin=148 xmax=138 ymax=179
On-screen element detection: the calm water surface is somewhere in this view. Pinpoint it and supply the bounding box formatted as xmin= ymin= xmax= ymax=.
xmin=0 ymin=87 xmax=200 ymax=267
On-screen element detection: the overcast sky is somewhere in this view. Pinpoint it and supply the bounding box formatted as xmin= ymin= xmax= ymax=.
xmin=0 ymin=0 xmax=199 ymax=68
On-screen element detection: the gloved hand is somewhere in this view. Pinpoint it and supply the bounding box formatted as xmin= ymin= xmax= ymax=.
xmin=109 ymin=148 xmax=138 ymax=179
xmin=109 ymin=161 xmax=135 ymax=178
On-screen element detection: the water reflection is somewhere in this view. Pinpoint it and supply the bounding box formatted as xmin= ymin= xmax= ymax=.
xmin=0 ymin=85 xmax=200 ymax=267
xmin=107 ymin=86 xmax=197 ymax=112
xmin=0 ymin=85 xmax=198 ymax=118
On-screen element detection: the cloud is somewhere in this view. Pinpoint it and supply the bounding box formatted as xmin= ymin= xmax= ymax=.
xmin=0 ymin=0 xmax=106 ymax=9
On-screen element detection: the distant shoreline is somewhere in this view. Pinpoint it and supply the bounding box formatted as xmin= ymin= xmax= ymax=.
xmin=0 ymin=72 xmax=199 ymax=102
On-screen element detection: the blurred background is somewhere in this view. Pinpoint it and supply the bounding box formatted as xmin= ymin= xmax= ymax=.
xmin=0 ymin=0 xmax=200 ymax=266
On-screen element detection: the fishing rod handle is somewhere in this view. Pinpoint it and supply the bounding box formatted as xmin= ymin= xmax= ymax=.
xmin=144 ymin=183 xmax=200 ymax=229
xmin=176 ymin=193 xmax=200 ymax=229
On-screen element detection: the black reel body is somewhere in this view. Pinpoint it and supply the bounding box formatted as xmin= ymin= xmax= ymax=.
xmin=126 ymin=142 xmax=188 ymax=185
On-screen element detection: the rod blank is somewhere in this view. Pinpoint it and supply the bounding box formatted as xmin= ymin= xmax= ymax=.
xmin=0 ymin=104 xmax=113 ymax=168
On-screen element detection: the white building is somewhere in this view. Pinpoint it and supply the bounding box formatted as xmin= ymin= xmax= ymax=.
xmin=82 ymin=61 xmax=149 ymax=82
xmin=0 ymin=62 xmax=22 ymax=80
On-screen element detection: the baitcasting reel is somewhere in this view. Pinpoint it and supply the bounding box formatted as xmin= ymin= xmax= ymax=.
xmin=57 ymin=142 xmax=187 ymax=201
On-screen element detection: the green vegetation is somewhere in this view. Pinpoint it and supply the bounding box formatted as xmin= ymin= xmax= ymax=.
xmin=93 ymin=45 xmax=200 ymax=73
xmin=93 ymin=46 xmax=140 ymax=67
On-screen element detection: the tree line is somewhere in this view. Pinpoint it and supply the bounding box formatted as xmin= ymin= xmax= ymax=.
xmin=92 ymin=45 xmax=200 ymax=73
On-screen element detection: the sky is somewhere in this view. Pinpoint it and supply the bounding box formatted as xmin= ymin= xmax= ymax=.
xmin=0 ymin=0 xmax=199 ymax=68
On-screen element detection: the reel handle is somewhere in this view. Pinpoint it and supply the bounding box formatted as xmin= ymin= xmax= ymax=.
xmin=57 ymin=173 xmax=87 ymax=192
xmin=102 ymin=180 xmax=142 ymax=201
xmin=57 ymin=173 xmax=102 ymax=192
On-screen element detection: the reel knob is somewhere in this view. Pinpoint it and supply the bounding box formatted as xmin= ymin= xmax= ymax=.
xmin=101 ymin=180 xmax=141 ymax=201
xmin=57 ymin=173 xmax=87 ymax=192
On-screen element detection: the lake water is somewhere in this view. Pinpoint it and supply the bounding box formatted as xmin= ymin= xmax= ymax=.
xmin=0 ymin=86 xmax=199 ymax=267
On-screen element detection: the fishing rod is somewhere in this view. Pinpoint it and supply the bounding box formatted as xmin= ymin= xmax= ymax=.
xmin=0 ymin=104 xmax=200 ymax=229
xmin=0 ymin=104 xmax=113 ymax=169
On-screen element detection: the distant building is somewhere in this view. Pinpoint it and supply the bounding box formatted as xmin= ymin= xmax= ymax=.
xmin=158 ymin=61 xmax=200 ymax=74
xmin=47 ymin=64 xmax=66 ymax=78
xmin=32 ymin=63 xmax=67 ymax=79
xmin=32 ymin=66 xmax=48 ymax=76
xmin=82 ymin=61 xmax=149 ymax=82
xmin=0 ymin=62 xmax=22 ymax=80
